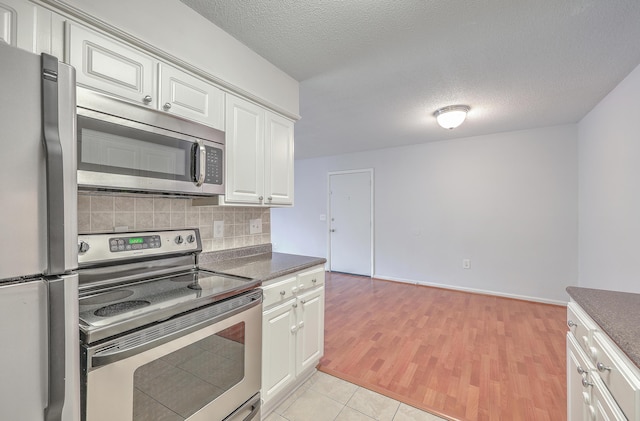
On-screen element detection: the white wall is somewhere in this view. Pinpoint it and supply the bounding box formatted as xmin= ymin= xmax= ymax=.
xmin=578 ymin=63 xmax=640 ymax=293
xmin=56 ymin=0 xmax=299 ymax=115
xmin=273 ymin=125 xmax=578 ymax=303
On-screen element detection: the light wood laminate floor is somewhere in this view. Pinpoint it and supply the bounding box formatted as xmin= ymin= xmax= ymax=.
xmin=318 ymin=272 xmax=567 ymax=421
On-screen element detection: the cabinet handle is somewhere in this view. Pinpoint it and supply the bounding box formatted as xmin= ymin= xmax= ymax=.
xmin=292 ymin=303 xmax=298 ymax=308
xmin=290 ymin=326 xmax=297 ymax=333
xmin=280 ymin=290 xmax=286 ymax=296
xmin=576 ymin=366 xmax=587 ymax=375
xmin=163 ymin=102 xmax=172 ymax=111
xmin=292 ymin=286 xmax=298 ymax=294
xmin=298 ymin=321 xmax=304 ymax=329
xmin=567 ymin=320 xmax=577 ymax=328
xmin=312 ymin=278 xmax=317 ymax=284
xmin=581 ymin=377 xmax=593 ymax=388
xmin=142 ymin=95 xmax=152 ymax=104
xmin=268 ymin=196 xmax=272 ymax=201
xmin=596 ymin=362 xmax=611 ymax=372
xmin=259 ymin=196 xmax=264 ymax=201
xmin=300 ymin=299 xmax=306 ymax=305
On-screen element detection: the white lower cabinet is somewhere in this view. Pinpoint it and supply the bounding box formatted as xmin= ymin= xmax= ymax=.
xmin=567 ymin=301 xmax=640 ymax=421
xmin=296 ymin=287 xmax=324 ymax=375
xmin=261 ymin=266 xmax=325 ymax=416
xmin=262 ymin=298 xmax=297 ymax=402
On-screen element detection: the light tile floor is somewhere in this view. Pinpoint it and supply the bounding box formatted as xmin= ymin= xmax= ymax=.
xmin=264 ymin=371 xmax=447 ymax=421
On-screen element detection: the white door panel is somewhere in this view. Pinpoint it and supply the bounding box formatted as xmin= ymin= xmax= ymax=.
xmin=329 ymin=171 xmax=373 ymax=276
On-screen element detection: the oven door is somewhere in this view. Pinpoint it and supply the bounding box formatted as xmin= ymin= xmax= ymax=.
xmin=76 ymin=107 xmax=224 ymax=196
xmin=82 ymin=291 xmax=261 ymax=421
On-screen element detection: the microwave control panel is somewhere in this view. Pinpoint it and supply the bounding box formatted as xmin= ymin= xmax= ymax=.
xmin=204 ymin=146 xmax=223 ymax=185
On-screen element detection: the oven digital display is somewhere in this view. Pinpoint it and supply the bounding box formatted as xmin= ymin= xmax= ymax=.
xmin=109 ymin=235 xmax=161 ymax=252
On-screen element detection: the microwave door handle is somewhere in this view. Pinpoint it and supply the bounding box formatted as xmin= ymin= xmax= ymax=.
xmin=193 ymin=141 xmax=206 ymax=186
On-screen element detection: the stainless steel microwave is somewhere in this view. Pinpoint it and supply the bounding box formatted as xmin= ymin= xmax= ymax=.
xmin=76 ymin=88 xmax=224 ymax=196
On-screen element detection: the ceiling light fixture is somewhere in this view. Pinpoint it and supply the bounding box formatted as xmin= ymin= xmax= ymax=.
xmin=433 ymin=105 xmax=470 ymax=129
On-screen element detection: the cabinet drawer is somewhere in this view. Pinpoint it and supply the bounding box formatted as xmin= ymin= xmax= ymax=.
xmin=567 ymin=302 xmax=598 ymax=361
xmin=262 ymin=276 xmax=297 ymax=309
xmin=592 ymin=332 xmax=640 ymax=420
xmin=298 ymin=267 xmax=324 ymax=290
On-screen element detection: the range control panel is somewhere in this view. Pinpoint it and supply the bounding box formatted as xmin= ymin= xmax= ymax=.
xmin=78 ymin=229 xmax=201 ymax=265
xmin=108 ymin=235 xmax=162 ymax=252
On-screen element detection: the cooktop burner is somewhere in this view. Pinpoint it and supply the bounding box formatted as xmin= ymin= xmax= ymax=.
xmin=94 ymin=300 xmax=151 ymax=317
xmin=81 ymin=289 xmax=134 ymax=306
xmin=78 ymin=269 xmax=259 ymax=343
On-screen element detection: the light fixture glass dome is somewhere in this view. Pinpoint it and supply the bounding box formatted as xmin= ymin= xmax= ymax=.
xmin=434 ymin=105 xmax=470 ymax=129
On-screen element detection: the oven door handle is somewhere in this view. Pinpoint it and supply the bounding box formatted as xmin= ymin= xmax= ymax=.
xmin=224 ymin=393 xmax=261 ymax=421
xmin=91 ymin=295 xmax=261 ymax=368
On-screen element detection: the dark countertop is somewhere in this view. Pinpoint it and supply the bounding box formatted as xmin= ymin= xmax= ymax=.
xmin=566 ymin=286 xmax=640 ymax=369
xmin=199 ymin=245 xmax=326 ymax=283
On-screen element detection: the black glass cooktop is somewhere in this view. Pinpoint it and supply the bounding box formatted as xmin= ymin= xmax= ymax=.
xmin=79 ymin=269 xmax=258 ymax=343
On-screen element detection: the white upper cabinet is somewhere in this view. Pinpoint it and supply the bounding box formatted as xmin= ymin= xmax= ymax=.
xmin=225 ymin=94 xmax=265 ymax=204
xmin=0 ymin=0 xmax=64 ymax=56
xmin=265 ymin=111 xmax=295 ymax=206
xmin=223 ymin=94 xmax=294 ymax=206
xmin=68 ymin=23 xmax=156 ymax=108
xmin=0 ymin=0 xmax=35 ymax=51
xmin=158 ymin=63 xmax=224 ymax=130
xmin=67 ymin=23 xmax=224 ymax=131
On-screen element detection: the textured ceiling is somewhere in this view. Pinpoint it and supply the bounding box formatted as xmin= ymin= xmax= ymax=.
xmin=180 ymin=0 xmax=640 ymax=159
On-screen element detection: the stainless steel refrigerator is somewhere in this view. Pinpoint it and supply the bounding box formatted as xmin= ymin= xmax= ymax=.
xmin=0 ymin=42 xmax=79 ymax=421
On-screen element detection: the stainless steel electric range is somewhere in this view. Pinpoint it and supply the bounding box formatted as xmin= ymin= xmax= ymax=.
xmin=77 ymin=229 xmax=262 ymax=421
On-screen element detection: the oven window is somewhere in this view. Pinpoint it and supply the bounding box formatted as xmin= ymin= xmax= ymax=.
xmin=132 ymin=322 xmax=245 ymax=420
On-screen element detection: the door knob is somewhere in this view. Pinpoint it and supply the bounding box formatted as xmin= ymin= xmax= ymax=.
xmin=142 ymin=95 xmax=152 ymax=104
xmin=331 ymin=229 xmax=336 ymax=232
xmin=163 ymin=102 xmax=172 ymax=110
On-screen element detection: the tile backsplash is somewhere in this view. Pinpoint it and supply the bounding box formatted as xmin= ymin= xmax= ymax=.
xmin=78 ymin=193 xmax=270 ymax=252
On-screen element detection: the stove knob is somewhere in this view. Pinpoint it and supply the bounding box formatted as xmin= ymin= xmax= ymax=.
xmin=186 ymin=234 xmax=195 ymax=244
xmin=175 ymin=235 xmax=184 ymax=245
xmin=78 ymin=241 xmax=90 ymax=253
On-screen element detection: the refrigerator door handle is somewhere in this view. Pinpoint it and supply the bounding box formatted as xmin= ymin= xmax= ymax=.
xmin=41 ymin=53 xmax=67 ymax=421
xmin=41 ymin=53 xmax=66 ymax=276
xmin=44 ymin=277 xmax=66 ymax=421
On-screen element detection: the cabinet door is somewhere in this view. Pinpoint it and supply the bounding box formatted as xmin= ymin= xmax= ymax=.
xmin=296 ymin=288 xmax=325 ymax=375
xmin=567 ymin=333 xmax=594 ymax=421
xmin=0 ymin=0 xmax=36 ymax=51
xmin=591 ymin=375 xmax=626 ymax=421
xmin=264 ymin=111 xmax=294 ymax=206
xmin=67 ymin=23 xmax=156 ymax=108
xmin=262 ymin=300 xmax=297 ymax=404
xmin=225 ymin=94 xmax=265 ymax=204
xmin=158 ymin=63 xmax=224 ymax=130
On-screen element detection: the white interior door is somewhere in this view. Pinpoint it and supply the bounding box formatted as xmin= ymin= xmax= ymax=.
xmin=329 ymin=170 xmax=373 ymax=276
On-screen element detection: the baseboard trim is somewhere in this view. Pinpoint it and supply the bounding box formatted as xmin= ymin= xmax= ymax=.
xmin=372 ymin=274 xmax=567 ymax=306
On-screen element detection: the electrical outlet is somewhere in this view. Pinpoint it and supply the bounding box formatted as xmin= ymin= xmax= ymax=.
xmin=249 ymin=218 xmax=262 ymax=234
xmin=463 ymin=259 xmax=471 ymax=269
xmin=214 ymin=220 xmax=224 ymax=238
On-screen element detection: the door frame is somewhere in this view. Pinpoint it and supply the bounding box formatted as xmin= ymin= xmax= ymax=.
xmin=326 ymin=168 xmax=375 ymax=277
